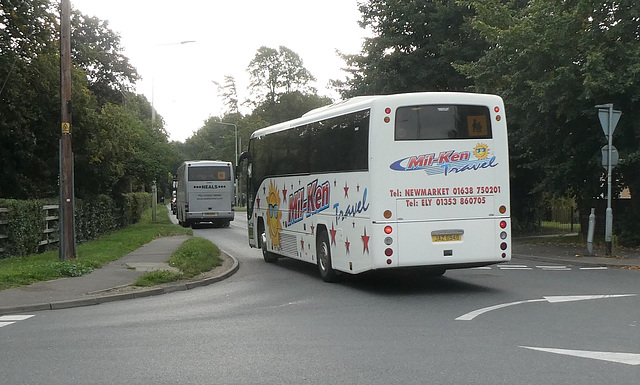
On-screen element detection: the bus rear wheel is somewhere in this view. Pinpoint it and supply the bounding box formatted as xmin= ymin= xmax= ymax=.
xmin=317 ymin=230 xmax=338 ymax=282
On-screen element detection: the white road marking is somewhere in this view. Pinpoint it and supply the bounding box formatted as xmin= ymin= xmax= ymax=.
xmin=0 ymin=315 xmax=35 ymax=328
xmin=537 ymin=265 xmax=570 ymax=270
xmin=0 ymin=322 xmax=16 ymax=328
xmin=456 ymin=299 xmax=546 ymax=321
xmin=456 ymin=294 xmax=637 ymax=321
xmin=579 ymin=267 xmax=609 ymax=270
xmin=0 ymin=315 xmax=34 ymax=321
xmin=498 ymin=265 xmax=532 ymax=270
xmin=544 ymin=294 xmax=636 ymax=303
xmin=520 ymin=346 xmax=640 ymax=366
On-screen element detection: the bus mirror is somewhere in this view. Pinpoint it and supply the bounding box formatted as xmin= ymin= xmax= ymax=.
xmin=237 ymin=151 xmax=250 ymax=176
xmin=238 ymin=151 xmax=250 ymax=164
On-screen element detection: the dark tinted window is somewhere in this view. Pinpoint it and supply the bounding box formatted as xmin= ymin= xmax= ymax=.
xmin=248 ymin=110 xmax=370 ymax=197
xmin=188 ymin=166 xmax=230 ymax=181
xmin=309 ymin=110 xmax=369 ymax=173
xmin=395 ymin=105 xmax=492 ymax=140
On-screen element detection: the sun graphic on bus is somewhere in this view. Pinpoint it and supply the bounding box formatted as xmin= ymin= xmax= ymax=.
xmin=473 ymin=143 xmax=490 ymax=160
xmin=266 ymin=181 xmax=282 ymax=249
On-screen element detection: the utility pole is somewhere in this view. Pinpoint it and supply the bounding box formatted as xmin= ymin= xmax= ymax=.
xmin=59 ymin=0 xmax=76 ymax=260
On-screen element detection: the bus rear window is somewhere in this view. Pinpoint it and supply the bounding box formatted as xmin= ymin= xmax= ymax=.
xmin=395 ymin=104 xmax=492 ymax=140
xmin=188 ymin=166 xmax=230 ymax=181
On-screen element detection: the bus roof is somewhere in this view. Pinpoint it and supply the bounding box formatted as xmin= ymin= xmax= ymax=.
xmin=250 ymin=92 xmax=501 ymax=140
xmin=181 ymin=160 xmax=232 ymax=167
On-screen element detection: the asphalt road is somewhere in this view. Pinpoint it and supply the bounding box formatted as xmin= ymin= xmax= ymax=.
xmin=1 ymin=214 xmax=638 ymax=384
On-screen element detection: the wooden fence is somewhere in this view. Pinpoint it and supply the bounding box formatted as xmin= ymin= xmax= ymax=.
xmin=0 ymin=205 xmax=59 ymax=255
xmin=0 ymin=207 xmax=7 ymax=254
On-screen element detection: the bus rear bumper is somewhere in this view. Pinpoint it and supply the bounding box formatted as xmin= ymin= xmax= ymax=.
xmin=186 ymin=212 xmax=235 ymax=222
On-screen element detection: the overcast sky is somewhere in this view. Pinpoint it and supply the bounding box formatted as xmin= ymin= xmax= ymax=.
xmin=70 ymin=0 xmax=371 ymax=142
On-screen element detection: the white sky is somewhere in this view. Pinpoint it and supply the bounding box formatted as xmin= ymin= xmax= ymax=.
xmin=70 ymin=0 xmax=371 ymax=142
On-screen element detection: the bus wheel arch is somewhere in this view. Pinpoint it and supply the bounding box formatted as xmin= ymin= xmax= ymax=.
xmin=258 ymin=218 xmax=278 ymax=263
xmin=316 ymin=226 xmax=338 ymax=282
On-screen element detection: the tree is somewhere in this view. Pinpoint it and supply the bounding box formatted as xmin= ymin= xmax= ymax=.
xmin=332 ymin=0 xmax=486 ymax=98
xmin=0 ymin=1 xmax=172 ymax=202
xmin=247 ymin=45 xmax=316 ymax=105
xmin=458 ymin=0 xmax=640 ymax=243
xmin=251 ymin=91 xmax=332 ymax=126
xmin=71 ymin=10 xmax=139 ymax=107
xmin=0 ymin=0 xmax=69 ymax=198
xmin=213 ymin=75 xmax=240 ymax=116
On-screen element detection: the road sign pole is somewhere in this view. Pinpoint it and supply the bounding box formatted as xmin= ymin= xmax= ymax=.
xmin=605 ymin=105 xmax=613 ymax=256
xmin=596 ymin=103 xmax=621 ymax=256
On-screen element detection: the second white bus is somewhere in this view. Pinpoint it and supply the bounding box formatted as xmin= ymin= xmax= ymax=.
xmin=238 ymin=92 xmax=510 ymax=281
xmin=176 ymin=160 xmax=234 ymax=227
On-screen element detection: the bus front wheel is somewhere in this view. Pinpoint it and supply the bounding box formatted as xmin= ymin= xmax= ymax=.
xmin=317 ymin=230 xmax=338 ymax=283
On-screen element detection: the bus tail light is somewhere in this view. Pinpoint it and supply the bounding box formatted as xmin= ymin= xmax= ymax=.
xmin=384 ymin=226 xmax=393 ymax=234
xmin=385 ymin=248 xmax=393 ymax=257
xmin=500 ymin=220 xmax=507 ymax=229
xmin=500 ymin=242 xmax=508 ymax=251
xmin=384 ymin=107 xmax=391 ymax=123
xmin=383 ymin=210 xmax=392 ymax=219
xmin=185 ymin=203 xmax=189 ymax=212
xmin=387 ymin=258 xmax=393 ymax=265
xmin=499 ymin=205 xmax=507 ymax=214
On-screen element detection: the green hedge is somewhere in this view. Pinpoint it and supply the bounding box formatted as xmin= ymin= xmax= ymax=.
xmin=118 ymin=192 xmax=151 ymax=227
xmin=0 ymin=193 xmax=151 ymax=258
xmin=0 ymin=199 xmax=44 ymax=257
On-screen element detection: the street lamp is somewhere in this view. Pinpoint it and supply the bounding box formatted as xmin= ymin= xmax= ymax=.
xmin=214 ymin=121 xmax=238 ymax=205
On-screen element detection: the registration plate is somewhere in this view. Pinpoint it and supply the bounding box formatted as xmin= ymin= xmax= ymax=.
xmin=204 ymin=212 xmax=217 ymax=216
xmin=431 ymin=233 xmax=462 ymax=242
xmin=432 ymin=234 xmax=462 ymax=242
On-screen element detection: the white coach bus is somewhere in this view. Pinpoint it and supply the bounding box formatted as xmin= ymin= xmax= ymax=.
xmin=176 ymin=160 xmax=234 ymax=227
xmin=238 ymin=92 xmax=510 ymax=281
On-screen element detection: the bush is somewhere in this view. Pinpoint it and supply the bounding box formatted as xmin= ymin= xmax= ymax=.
xmin=117 ymin=192 xmax=151 ymax=227
xmin=0 ymin=199 xmax=44 ymax=258
xmin=615 ymin=209 xmax=640 ymax=247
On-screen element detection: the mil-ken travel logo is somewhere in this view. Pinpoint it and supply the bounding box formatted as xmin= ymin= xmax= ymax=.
xmin=389 ymin=143 xmax=497 ymax=176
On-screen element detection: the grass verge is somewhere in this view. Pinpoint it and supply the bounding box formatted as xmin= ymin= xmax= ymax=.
xmin=0 ymin=205 xmax=192 ymax=290
xmin=132 ymin=237 xmax=222 ymax=286
xmin=132 ymin=270 xmax=184 ymax=287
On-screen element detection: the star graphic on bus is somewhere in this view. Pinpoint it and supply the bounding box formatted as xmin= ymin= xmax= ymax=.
xmin=361 ymin=228 xmax=370 ymax=253
xmin=330 ymin=224 xmax=337 ymax=245
xmin=345 ymin=238 xmax=351 ymax=254
xmin=344 ymin=182 xmax=349 ymax=197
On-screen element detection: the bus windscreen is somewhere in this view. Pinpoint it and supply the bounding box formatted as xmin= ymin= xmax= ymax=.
xmin=188 ymin=166 xmax=231 ymax=181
